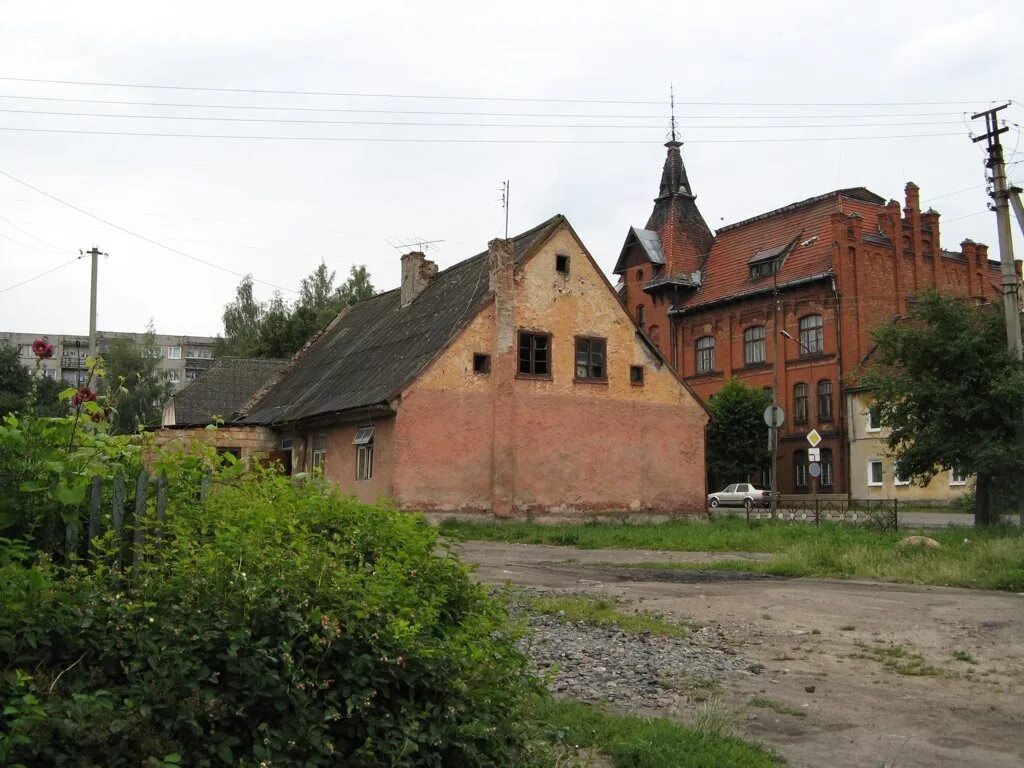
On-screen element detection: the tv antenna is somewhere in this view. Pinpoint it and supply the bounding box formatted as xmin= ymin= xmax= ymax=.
xmin=385 ymin=236 xmax=444 ymax=253
xmin=497 ymin=180 xmax=510 ymax=239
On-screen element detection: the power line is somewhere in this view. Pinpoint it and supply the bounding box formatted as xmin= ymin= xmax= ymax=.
xmin=0 ymin=126 xmax=967 ymax=143
xmin=0 ymin=77 xmax=999 ymax=106
xmin=923 ymin=183 xmax=987 ymax=204
xmin=0 ymin=167 xmax=298 ymax=294
xmin=0 ymin=254 xmax=81 ymax=294
xmin=0 ymin=212 xmax=72 ymax=252
xmin=0 ymin=108 xmax=967 ymax=129
xmin=0 ymin=93 xmax=978 ymax=119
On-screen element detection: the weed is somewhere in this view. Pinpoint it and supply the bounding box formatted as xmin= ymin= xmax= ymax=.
xmin=520 ymin=592 xmax=693 ymax=638
xmin=693 ymin=698 xmax=737 ymax=739
xmin=851 ymin=641 xmax=940 ymax=676
xmin=839 ymin=625 xmax=856 ymax=631
xmin=748 ymin=697 xmax=807 ymax=718
xmin=951 ymin=650 xmax=978 ymax=664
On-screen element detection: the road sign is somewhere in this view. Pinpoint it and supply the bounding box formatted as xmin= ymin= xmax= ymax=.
xmin=763 ymin=405 xmax=785 ymax=428
xmin=806 ymin=428 xmax=822 ymax=448
xmin=808 ymin=461 xmax=822 ymax=478
xmin=808 ymin=447 xmax=820 ymax=462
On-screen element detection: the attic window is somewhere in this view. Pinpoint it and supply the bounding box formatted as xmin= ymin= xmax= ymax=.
xmin=748 ymin=243 xmax=788 ymax=280
xmin=630 ymin=365 xmax=644 ymax=385
xmin=473 ymin=353 xmax=491 ymax=374
xmin=749 ymin=260 xmax=780 ymax=280
xmin=556 ymin=254 xmax=570 ymax=274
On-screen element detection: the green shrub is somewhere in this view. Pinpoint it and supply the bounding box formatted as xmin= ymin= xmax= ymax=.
xmin=1 ymin=471 xmax=543 ymax=767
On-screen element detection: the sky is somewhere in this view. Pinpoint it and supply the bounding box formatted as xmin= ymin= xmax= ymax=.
xmin=0 ymin=0 xmax=1021 ymax=338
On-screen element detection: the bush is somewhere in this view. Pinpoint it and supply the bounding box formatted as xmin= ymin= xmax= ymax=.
xmin=0 ymin=470 xmax=543 ymax=767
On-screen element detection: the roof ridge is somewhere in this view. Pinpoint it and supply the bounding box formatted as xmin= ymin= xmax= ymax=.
xmin=717 ymin=187 xmax=885 ymax=234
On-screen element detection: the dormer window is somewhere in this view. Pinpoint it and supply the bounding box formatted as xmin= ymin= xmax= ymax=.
xmin=748 ymin=241 xmax=793 ymax=280
xmin=750 ymin=259 xmax=780 ymax=280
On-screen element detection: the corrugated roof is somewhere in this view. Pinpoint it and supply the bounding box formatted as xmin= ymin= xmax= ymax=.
xmin=239 ymin=215 xmax=565 ymax=426
xmin=169 ymin=357 xmax=287 ymax=426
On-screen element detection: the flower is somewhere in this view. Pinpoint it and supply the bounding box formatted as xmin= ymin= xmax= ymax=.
xmin=71 ymin=387 xmax=97 ymax=407
xmin=31 ymin=338 xmax=54 ymax=358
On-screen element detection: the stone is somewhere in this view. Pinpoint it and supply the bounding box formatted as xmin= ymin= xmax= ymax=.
xmin=805 ymin=685 xmax=816 ymax=693
xmin=900 ymin=535 xmax=941 ymax=549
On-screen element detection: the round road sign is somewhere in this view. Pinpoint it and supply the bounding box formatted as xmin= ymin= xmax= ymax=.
xmin=808 ymin=461 xmax=822 ymax=478
xmin=763 ymin=404 xmax=785 ymax=428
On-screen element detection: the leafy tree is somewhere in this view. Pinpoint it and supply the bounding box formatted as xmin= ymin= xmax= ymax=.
xmin=101 ymin=334 xmax=173 ymax=434
xmin=0 ymin=344 xmax=63 ymax=417
xmin=859 ymin=290 xmax=1024 ymax=525
xmin=218 ymin=263 xmax=376 ymax=359
xmin=705 ymin=378 xmax=772 ymax=489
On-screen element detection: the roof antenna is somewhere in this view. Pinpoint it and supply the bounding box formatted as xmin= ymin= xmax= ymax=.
xmin=498 ymin=180 xmax=510 ymax=239
xmin=669 ymin=83 xmax=678 ymax=144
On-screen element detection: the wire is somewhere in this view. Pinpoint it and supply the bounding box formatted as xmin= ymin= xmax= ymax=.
xmin=923 ymin=184 xmax=987 ymax=203
xmin=0 ymin=167 xmax=299 ymax=294
xmin=0 ymin=212 xmax=71 ymax=252
xmin=0 ymin=108 xmax=968 ymax=130
xmin=0 ymin=229 xmax=73 ymax=255
xmin=0 ymin=77 xmax=999 ymax=106
xmin=939 ymin=210 xmax=991 ymax=223
xmin=0 ymin=94 xmax=978 ymax=119
xmin=0 ymin=126 xmax=967 ymax=143
xmin=0 ymin=254 xmax=81 ymax=294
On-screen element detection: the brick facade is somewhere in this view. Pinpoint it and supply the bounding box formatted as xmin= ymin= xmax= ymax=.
xmin=617 ymin=143 xmax=1005 ymax=495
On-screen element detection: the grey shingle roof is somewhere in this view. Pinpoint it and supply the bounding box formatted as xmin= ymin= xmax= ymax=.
xmin=239 ymin=215 xmax=565 ymax=427
xmin=169 ymin=357 xmax=287 ymax=426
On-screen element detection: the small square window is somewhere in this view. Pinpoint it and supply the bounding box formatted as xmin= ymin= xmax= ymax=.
xmin=473 ymin=353 xmax=491 ymax=374
xmin=166 ymin=346 xmax=182 ymax=359
xmin=949 ymin=469 xmax=967 ymax=486
xmin=575 ymin=337 xmax=606 ymax=380
xmin=556 ymin=254 xmax=570 ymax=273
xmin=630 ymin=365 xmax=644 ymax=385
xmin=868 ymin=460 xmax=883 ymax=486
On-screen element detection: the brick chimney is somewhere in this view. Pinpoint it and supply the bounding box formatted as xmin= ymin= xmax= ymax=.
xmin=487 ymin=237 xmax=516 ymax=518
xmin=400 ymin=251 xmax=437 ymax=308
xmin=903 ymin=182 xmax=920 ymax=217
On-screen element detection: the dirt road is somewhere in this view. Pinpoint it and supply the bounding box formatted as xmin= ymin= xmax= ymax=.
xmin=458 ymin=541 xmax=1024 ymax=768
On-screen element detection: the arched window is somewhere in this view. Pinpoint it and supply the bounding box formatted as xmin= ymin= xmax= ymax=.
xmin=636 ymin=269 xmax=644 ymax=281
xmin=794 ymin=450 xmax=808 ymax=490
xmin=743 ymin=326 xmax=766 ymax=365
xmin=794 ymin=383 xmax=808 ymax=424
xmin=636 ymin=304 xmax=645 ymax=329
xmin=818 ymin=380 xmax=833 ymax=421
xmin=820 ymin=448 xmax=834 ymax=487
xmin=648 ymin=324 xmax=660 ymax=346
xmin=695 ymin=336 xmax=715 ymax=374
xmin=798 ymin=315 xmax=823 ymax=355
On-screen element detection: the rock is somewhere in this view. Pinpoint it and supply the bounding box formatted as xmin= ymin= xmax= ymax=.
xmin=805 ymin=685 xmax=816 ymax=693
xmin=747 ymin=663 xmax=766 ymax=675
xmin=900 ymin=535 xmax=941 ymax=550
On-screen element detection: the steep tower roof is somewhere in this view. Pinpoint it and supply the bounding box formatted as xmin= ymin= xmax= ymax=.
xmin=644 ymin=141 xmax=715 ymax=275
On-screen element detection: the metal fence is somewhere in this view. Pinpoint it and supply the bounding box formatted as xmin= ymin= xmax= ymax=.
xmin=739 ymin=495 xmax=899 ymax=530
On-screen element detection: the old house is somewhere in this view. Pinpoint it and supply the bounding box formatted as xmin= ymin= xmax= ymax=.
xmin=617 ymin=138 xmax=1003 ymax=495
xmin=183 ymin=215 xmax=708 ymax=517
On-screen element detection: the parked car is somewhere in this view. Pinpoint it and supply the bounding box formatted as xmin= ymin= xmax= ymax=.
xmin=708 ymin=483 xmax=770 ymax=510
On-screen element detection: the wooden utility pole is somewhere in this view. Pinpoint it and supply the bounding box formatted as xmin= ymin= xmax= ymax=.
xmin=82 ymin=246 xmax=104 ymax=362
xmin=972 ymin=104 xmax=1024 ymax=526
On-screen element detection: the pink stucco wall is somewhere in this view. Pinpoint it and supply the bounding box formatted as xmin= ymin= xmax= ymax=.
xmin=311 ymin=418 xmax=395 ymax=505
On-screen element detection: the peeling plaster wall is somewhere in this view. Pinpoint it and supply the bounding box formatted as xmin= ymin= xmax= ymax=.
xmin=395 ymin=224 xmax=708 ymax=517
xmin=311 ymin=418 xmax=396 ymax=505
xmin=153 ymin=425 xmax=278 ymax=461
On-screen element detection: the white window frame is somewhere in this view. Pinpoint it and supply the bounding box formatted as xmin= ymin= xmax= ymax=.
xmin=166 ymin=369 xmax=181 ymax=383
xmin=865 ymin=405 xmax=882 ymax=433
xmin=867 ymin=460 xmax=884 ymax=487
xmin=949 ymin=469 xmax=967 ymax=486
xmin=166 ymin=346 xmax=182 ymax=359
xmin=354 ymin=426 xmax=374 ymax=481
xmin=311 ymin=434 xmax=327 ymax=472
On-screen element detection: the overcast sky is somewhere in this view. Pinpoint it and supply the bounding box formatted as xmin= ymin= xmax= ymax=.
xmin=0 ymin=1 xmax=1021 ymax=338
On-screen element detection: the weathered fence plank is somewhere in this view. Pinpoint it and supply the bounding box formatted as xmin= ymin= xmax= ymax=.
xmin=87 ymin=476 xmax=103 ymax=553
xmin=155 ymin=473 xmax=168 ymax=549
xmin=133 ymin=469 xmax=148 ymax=564
xmin=112 ymin=476 xmax=125 ymax=537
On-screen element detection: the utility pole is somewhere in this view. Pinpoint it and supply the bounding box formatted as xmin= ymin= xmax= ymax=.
xmin=81 ymin=246 xmax=105 ymax=362
xmin=770 ymin=275 xmax=781 ymax=515
xmin=972 ymin=104 xmax=1024 ymax=526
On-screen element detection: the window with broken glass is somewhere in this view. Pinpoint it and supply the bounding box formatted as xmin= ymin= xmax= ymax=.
xmin=518 ymin=331 xmax=551 ymax=376
xmin=575 ymin=337 xmax=606 ymax=380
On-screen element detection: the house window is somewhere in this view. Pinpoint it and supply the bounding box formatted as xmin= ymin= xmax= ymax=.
xmin=166 ymin=369 xmax=181 ymax=384
xmin=818 ymin=380 xmax=833 ymax=421
xmin=556 ymin=254 xmax=570 ymax=274
xmin=798 ymin=315 xmax=824 ymax=355
xmin=794 ymin=383 xmax=808 ymax=424
xmin=749 ymin=260 xmax=780 ymax=280
xmin=518 ymin=332 xmax=551 ymax=376
xmin=216 ymin=447 xmax=241 ymax=461
xmin=280 ymin=438 xmax=293 ymax=450
xmin=743 ymin=326 xmax=766 ymax=365
xmin=636 ymin=305 xmax=645 ymax=329
xmin=186 ymin=369 xmax=201 ymax=381
xmin=43 ymin=368 xmax=56 ymax=379
xmin=630 ymin=365 xmax=644 ymax=385
xmin=949 ymin=468 xmax=967 ymax=486
xmin=473 ymin=353 xmax=491 ymax=375
xmin=354 ymin=426 xmax=374 ymax=481
xmin=820 ymin=448 xmax=833 ymax=487
xmin=575 ymin=337 xmax=606 ymax=380
xmin=636 ymin=269 xmax=644 ymax=281
xmin=311 ymin=434 xmax=326 ymax=472
xmin=19 ymin=344 xmax=34 ymax=358
xmin=794 ymin=450 xmax=808 ymax=489
xmin=695 ymin=336 xmax=715 ymax=374
xmin=166 ymin=346 xmax=182 ymax=359
xmin=868 ymin=460 xmax=883 ymax=486
xmin=866 ymin=404 xmax=881 ymax=432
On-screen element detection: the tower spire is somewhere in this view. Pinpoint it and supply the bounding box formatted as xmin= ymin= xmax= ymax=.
xmin=669 ymin=83 xmax=678 ymax=144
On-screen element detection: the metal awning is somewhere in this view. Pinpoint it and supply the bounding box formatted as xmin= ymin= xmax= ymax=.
xmin=353 ymin=426 xmax=375 ymax=445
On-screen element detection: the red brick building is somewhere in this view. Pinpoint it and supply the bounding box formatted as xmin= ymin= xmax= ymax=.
xmin=616 ymin=139 xmax=1003 ymax=495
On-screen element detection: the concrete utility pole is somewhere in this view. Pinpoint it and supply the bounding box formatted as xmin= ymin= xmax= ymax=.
xmin=972 ymin=104 xmax=1024 ymax=526
xmin=82 ymin=246 xmax=104 ymax=362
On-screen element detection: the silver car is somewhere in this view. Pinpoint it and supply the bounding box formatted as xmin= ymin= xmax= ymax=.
xmin=708 ymin=483 xmax=770 ymax=510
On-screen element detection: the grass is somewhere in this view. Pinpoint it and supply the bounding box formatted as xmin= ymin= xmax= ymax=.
xmin=952 ymin=650 xmax=978 ymax=664
xmin=443 ymin=518 xmax=1024 ymax=591
xmin=748 ymin=697 xmax=807 ymax=718
xmin=850 ymin=641 xmax=940 ymax=676
xmin=523 ymin=592 xmax=692 ymax=638
xmin=536 ymin=698 xmax=782 ymax=768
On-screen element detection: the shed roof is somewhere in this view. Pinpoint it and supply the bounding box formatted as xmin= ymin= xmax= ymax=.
xmin=168 ymin=357 xmax=286 ymax=426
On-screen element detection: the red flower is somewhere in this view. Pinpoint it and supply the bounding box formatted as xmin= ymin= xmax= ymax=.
xmin=32 ymin=338 xmax=54 ymax=359
xmin=71 ymin=387 xmax=97 ymax=407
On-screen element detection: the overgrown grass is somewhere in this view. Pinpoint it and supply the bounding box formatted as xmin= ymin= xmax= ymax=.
xmin=536 ymin=698 xmax=782 ymax=768
xmin=850 ymin=641 xmax=940 ymax=676
xmin=748 ymin=697 xmax=807 ymax=718
xmin=524 ymin=593 xmax=692 ymax=638
xmin=443 ymin=518 xmax=1024 ymax=591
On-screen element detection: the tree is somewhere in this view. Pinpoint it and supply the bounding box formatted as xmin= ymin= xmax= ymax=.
xmin=705 ymin=378 xmax=772 ymax=489
xmin=859 ymin=290 xmax=1024 ymax=525
xmin=101 ymin=334 xmax=174 ymax=434
xmin=218 ymin=263 xmax=376 ymax=359
xmin=0 ymin=344 xmax=63 ymax=417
